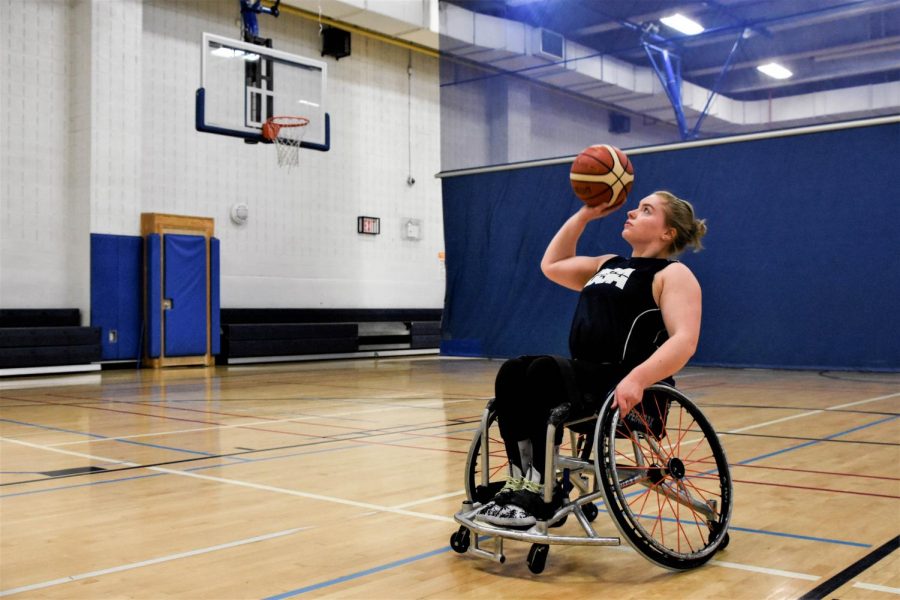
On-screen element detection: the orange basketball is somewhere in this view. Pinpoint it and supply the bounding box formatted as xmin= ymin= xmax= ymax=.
xmin=569 ymin=144 xmax=634 ymax=208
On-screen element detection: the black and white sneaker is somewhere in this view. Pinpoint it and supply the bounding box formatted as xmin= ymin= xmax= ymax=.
xmin=476 ymin=466 xmax=543 ymax=528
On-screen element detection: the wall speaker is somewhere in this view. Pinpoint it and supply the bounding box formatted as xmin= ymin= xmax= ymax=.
xmin=609 ymin=112 xmax=631 ymax=134
xmin=322 ymin=27 xmax=351 ymax=60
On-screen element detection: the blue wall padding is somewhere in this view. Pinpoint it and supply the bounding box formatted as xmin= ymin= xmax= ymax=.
xmin=164 ymin=234 xmax=208 ymax=357
xmin=147 ymin=234 xmax=162 ymax=358
xmin=210 ymin=237 xmax=221 ymax=355
xmin=441 ymin=122 xmax=900 ymax=371
xmin=90 ymin=234 xmax=143 ymax=360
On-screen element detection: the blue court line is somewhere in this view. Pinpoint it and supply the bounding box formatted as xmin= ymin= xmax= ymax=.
xmin=0 ymin=444 xmax=362 ymax=498
xmin=262 ymin=545 xmax=452 ymax=600
xmin=257 ymin=413 xmax=898 ymax=597
xmin=2 ymin=411 xmax=893 ymax=599
xmin=1 ymin=472 xmax=165 ymax=498
xmin=0 ymin=417 xmax=246 ymax=460
xmin=591 ymin=506 xmax=871 ymax=548
xmin=1 ymin=418 xmax=108 ymax=440
xmin=737 ymin=414 xmax=900 ymax=465
xmin=726 ymin=524 xmax=870 ymax=548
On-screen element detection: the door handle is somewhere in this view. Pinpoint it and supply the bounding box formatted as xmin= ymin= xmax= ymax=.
xmin=163 ymin=298 xmax=173 ymax=310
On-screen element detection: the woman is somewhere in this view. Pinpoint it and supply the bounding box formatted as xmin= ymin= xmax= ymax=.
xmin=476 ymin=190 xmax=708 ymax=528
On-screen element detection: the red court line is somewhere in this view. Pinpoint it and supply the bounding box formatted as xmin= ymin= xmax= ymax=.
xmin=725 ymin=461 xmax=900 ymax=482
xmin=118 ymin=399 xmax=482 ymax=443
xmin=9 ymin=396 xmax=220 ymax=426
xmin=15 ymin=394 xmax=478 ymax=443
xmin=9 ymin=395 xmax=478 ymax=458
xmin=731 ymin=477 xmax=900 ymax=499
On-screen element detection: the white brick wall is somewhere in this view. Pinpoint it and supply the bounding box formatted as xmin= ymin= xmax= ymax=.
xmin=1 ymin=0 xmax=75 ymax=309
xmin=1 ymin=0 xmax=446 ymax=312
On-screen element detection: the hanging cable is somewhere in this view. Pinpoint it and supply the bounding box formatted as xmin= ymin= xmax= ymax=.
xmin=407 ymin=50 xmax=415 ymax=186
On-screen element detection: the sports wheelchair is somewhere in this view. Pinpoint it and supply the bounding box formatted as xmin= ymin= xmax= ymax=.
xmin=450 ymin=384 xmax=732 ymax=574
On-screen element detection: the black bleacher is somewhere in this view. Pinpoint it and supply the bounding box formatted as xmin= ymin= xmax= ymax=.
xmin=219 ymin=309 xmax=442 ymax=363
xmin=0 ymin=310 xmax=101 ymax=369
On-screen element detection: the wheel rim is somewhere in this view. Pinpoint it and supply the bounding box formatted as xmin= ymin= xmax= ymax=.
xmin=465 ymin=409 xmax=510 ymax=503
xmin=596 ymin=386 xmax=732 ymax=567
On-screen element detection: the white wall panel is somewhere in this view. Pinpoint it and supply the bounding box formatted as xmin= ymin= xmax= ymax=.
xmin=1 ymin=0 xmax=444 ymax=312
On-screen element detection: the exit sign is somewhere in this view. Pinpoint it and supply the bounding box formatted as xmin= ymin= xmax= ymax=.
xmin=357 ymin=216 xmax=380 ymax=235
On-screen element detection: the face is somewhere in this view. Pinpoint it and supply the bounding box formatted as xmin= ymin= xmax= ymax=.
xmin=622 ymin=194 xmax=674 ymax=249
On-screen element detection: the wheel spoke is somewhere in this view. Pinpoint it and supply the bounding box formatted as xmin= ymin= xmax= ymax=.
xmin=596 ymin=386 xmax=732 ymax=568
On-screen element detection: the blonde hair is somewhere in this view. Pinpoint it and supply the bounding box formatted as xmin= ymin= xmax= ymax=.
xmin=654 ymin=190 xmax=707 ymax=254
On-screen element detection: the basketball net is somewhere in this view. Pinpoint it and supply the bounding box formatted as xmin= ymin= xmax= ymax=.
xmin=261 ymin=116 xmax=309 ymax=169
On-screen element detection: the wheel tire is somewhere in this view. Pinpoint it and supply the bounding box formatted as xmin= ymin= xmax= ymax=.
xmin=527 ymin=544 xmax=549 ymax=574
xmin=450 ymin=526 xmax=470 ymax=553
xmin=465 ymin=406 xmax=507 ymax=503
xmin=594 ymin=384 xmax=733 ymax=570
xmin=718 ymin=532 xmax=730 ymax=551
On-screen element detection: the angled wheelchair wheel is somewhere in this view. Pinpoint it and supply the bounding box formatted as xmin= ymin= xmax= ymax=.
xmin=465 ymin=403 xmax=510 ymax=504
xmin=594 ymin=384 xmax=733 ymax=570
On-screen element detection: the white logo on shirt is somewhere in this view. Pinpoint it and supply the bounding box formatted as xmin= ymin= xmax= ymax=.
xmin=585 ymin=267 xmax=635 ymax=290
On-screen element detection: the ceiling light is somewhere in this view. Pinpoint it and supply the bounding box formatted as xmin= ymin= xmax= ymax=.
xmin=757 ymin=62 xmax=793 ymax=79
xmin=210 ymin=47 xmax=259 ymax=61
xmin=660 ymin=14 xmax=705 ymax=36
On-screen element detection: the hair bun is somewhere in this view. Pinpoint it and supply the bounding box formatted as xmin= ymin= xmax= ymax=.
xmin=694 ymin=219 xmax=708 ymax=238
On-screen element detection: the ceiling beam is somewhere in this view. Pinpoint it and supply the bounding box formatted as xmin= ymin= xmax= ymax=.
xmin=686 ymin=35 xmax=900 ymax=77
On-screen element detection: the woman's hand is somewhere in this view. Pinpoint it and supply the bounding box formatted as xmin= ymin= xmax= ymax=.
xmin=577 ymin=200 xmax=624 ymax=224
xmin=614 ymin=375 xmax=645 ymax=417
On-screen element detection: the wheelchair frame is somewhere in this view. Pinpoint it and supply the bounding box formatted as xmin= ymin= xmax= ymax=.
xmin=451 ymin=383 xmax=732 ymax=573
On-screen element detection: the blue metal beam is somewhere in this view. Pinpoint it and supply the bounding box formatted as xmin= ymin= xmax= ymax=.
xmin=240 ymin=0 xmax=280 ymax=39
xmin=690 ymin=30 xmax=746 ymax=139
xmin=643 ymin=42 xmax=690 ymax=140
xmin=643 ymin=25 xmax=746 ymax=140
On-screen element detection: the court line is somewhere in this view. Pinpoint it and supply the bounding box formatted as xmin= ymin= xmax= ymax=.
xmin=798 ymin=535 xmax=899 ymax=599
xmin=726 ymin=392 xmax=900 ymax=434
xmin=46 ymin=404 xmax=416 ymax=446
xmin=390 ymin=490 xmax=466 ymax=509
xmin=0 ymin=441 xmax=879 ymax=551
xmin=719 ymin=429 xmax=900 ymax=447
xmin=729 ymin=475 xmax=900 ymax=499
xmin=262 ymin=546 xmax=453 ymax=599
xmin=147 ymin=466 xmax=456 ymax=524
xmin=0 ymin=417 xmax=228 ymax=459
xmin=737 ymin=414 xmax=899 ymax=465
xmin=708 ymin=559 xmax=818 ymax=581
xmin=1 ymin=443 xmax=362 ymax=498
xmin=726 ymin=462 xmax=900 ymax=482
xmin=0 ymin=527 xmax=311 ymax=598
xmin=3 ymin=427 xmax=885 ymax=597
xmin=0 ymin=436 xmax=455 ymax=524
xmin=263 ymin=542 xmax=826 ymax=599
xmin=852 ymin=582 xmax=900 ymax=594
xmin=5 ymin=381 xmax=898 ymax=597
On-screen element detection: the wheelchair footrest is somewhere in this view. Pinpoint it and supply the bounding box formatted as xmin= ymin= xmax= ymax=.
xmin=454 ymin=507 xmax=621 ymax=547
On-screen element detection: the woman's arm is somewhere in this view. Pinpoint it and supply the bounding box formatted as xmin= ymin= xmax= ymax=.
xmin=614 ymin=263 xmax=702 ymax=415
xmin=541 ymin=204 xmax=622 ymax=291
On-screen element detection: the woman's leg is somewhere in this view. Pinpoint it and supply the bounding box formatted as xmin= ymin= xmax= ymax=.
xmin=521 ymin=356 xmax=571 ymax=483
xmin=493 ymin=356 xmax=534 ymax=472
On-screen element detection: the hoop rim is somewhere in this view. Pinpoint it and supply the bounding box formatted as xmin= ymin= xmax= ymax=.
xmin=265 ymin=115 xmax=309 ymax=128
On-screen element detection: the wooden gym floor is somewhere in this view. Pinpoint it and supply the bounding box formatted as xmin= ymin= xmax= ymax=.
xmin=1 ymin=358 xmax=898 ymax=599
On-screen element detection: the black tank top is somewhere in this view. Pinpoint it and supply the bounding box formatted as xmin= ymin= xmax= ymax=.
xmin=568 ymin=255 xmax=674 ymax=369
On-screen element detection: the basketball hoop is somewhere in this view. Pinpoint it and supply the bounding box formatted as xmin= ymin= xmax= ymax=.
xmin=261 ymin=116 xmax=309 ymax=168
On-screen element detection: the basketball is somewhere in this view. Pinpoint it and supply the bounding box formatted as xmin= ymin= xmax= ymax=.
xmin=569 ymin=144 xmax=634 ymax=208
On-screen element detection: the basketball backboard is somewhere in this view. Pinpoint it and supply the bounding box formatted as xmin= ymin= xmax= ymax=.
xmin=196 ymin=33 xmax=330 ymax=151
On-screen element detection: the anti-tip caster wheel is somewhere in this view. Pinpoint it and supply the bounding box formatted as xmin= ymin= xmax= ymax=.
xmin=527 ymin=543 xmax=549 ymax=574
xmin=450 ymin=526 xmax=471 ymax=553
xmin=718 ymin=532 xmax=730 ymax=551
xmin=583 ymin=502 xmax=599 ymax=522
xmin=707 ymin=520 xmax=730 ymax=552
